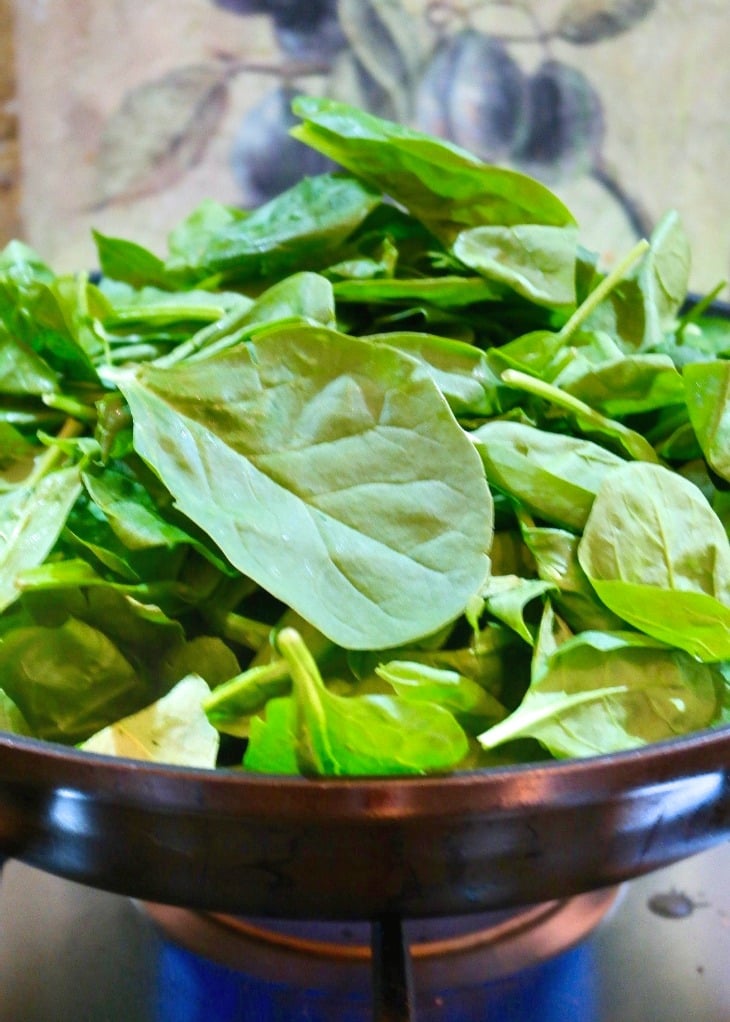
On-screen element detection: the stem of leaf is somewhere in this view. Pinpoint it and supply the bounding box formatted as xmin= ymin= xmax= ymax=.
xmin=26 ymin=418 xmax=85 ymax=486
xmin=277 ymin=626 xmax=336 ymax=774
xmin=202 ymin=658 xmax=292 ymax=719
xmin=42 ymin=393 xmax=97 ymax=424
xmin=477 ymin=685 xmax=627 ymax=750
xmin=558 ymin=238 xmax=650 ymax=345
xmin=500 ymin=368 xmax=660 ymax=462
xmin=207 ymin=608 xmax=273 ymax=651
xmin=153 ymin=305 xmax=253 ymax=368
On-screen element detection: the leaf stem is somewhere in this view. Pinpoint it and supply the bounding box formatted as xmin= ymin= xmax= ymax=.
xmin=42 ymin=393 xmax=97 ymax=424
xmin=207 ymin=608 xmax=273 ymax=651
xmin=203 ymin=658 xmax=292 ymax=719
xmin=153 ymin=304 xmax=253 ymax=369
xmin=500 ymin=368 xmax=660 ymax=462
xmin=558 ymin=238 xmax=650 ymax=344
xmin=26 ymin=418 xmax=85 ymax=486
xmin=276 ymin=626 xmax=336 ymax=774
xmin=477 ymin=685 xmax=627 ymax=750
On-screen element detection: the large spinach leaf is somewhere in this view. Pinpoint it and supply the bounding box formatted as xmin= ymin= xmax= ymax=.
xmin=117 ymin=324 xmax=493 ymax=649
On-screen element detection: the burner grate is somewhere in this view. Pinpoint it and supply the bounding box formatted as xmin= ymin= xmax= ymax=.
xmin=144 ymin=888 xmax=620 ymax=1021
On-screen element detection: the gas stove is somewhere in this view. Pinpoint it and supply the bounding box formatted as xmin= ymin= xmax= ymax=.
xmin=0 ymin=840 xmax=728 ymax=1021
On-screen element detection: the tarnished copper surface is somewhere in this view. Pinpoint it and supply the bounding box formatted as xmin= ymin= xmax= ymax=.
xmin=0 ymin=727 xmax=728 ymax=919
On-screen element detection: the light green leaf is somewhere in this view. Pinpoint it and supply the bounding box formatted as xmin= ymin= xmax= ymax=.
xmin=0 ymin=464 xmax=82 ymax=613
xmin=578 ymin=461 xmax=730 ymax=660
xmin=684 ymin=360 xmax=730 ymax=482
xmin=479 ymin=630 xmax=720 ymax=758
xmin=279 ymin=627 xmax=469 ymax=776
xmin=375 ymin=659 xmax=505 ymax=722
xmin=291 ymin=96 xmax=576 ymax=244
xmin=82 ymin=674 xmax=219 ymax=767
xmin=472 ymin=420 xmax=623 ymax=531
xmin=118 ymin=324 xmax=493 ymax=649
xmin=453 ymin=224 xmax=578 ymax=307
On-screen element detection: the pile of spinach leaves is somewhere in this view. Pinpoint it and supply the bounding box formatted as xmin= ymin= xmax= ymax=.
xmin=1 ymin=97 xmax=728 ymax=776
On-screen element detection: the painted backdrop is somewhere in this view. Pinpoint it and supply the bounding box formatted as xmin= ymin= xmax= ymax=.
xmin=15 ymin=0 xmax=730 ymax=293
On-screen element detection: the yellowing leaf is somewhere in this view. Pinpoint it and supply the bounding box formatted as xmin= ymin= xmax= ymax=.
xmin=82 ymin=675 xmax=219 ymax=768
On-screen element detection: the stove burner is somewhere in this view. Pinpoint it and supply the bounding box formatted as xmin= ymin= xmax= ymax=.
xmin=143 ymin=886 xmax=620 ymax=996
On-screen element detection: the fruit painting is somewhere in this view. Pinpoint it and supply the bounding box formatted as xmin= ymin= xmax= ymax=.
xmin=96 ymin=0 xmax=653 ymax=234
xmin=14 ymin=0 xmax=729 ymax=292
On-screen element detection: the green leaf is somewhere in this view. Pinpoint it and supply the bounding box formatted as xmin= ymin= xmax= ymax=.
xmin=478 ymin=574 xmax=556 ymax=644
xmin=578 ymin=461 xmax=730 ymax=660
xmin=168 ymin=174 xmax=381 ymax=283
xmin=82 ymin=464 xmax=228 ymax=573
xmin=0 ymin=331 xmax=60 ymax=395
xmin=453 ymin=224 xmax=578 ymax=307
xmin=500 ymin=367 xmax=660 ymax=462
xmin=0 ymin=617 xmax=153 ymax=744
xmin=521 ymin=523 xmax=625 ymax=632
xmin=279 ymin=627 xmax=469 ymax=776
xmin=81 ymin=674 xmax=219 ymax=767
xmin=586 ymin=212 xmax=690 ymax=352
xmin=0 ymin=464 xmax=82 ymax=613
xmin=93 ymin=231 xmax=173 ymax=290
xmin=290 ymin=96 xmax=576 ymax=245
xmin=0 ymin=422 xmax=35 ymax=469
xmin=559 ymin=353 xmax=685 ymax=416
xmin=472 ymin=420 xmax=623 ymax=531
xmin=683 ymin=360 xmax=730 ymax=482
xmin=117 ymin=324 xmax=493 ymax=649
xmin=243 ymin=696 xmax=300 ymax=775
xmin=165 ymin=198 xmax=248 ymax=278
xmin=0 ymin=688 xmax=32 ymax=736
xmin=478 ymin=630 xmax=720 ymax=758
xmin=366 ymin=330 xmax=507 ymax=417
xmin=375 ymin=659 xmax=505 ymax=724
xmin=204 ymin=658 xmax=292 ymax=735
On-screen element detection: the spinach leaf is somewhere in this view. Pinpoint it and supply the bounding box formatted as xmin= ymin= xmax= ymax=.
xmin=290 ymin=96 xmax=575 ymax=243
xmin=166 ymin=174 xmax=381 ymax=284
xmin=578 ymin=462 xmax=730 ymax=661
xmin=0 ymin=332 xmax=60 ymax=395
xmin=374 ymin=659 xmax=505 ymax=726
xmin=365 ymin=330 xmax=507 ymax=417
xmin=93 ymin=231 xmax=175 ymax=290
xmin=243 ymin=696 xmax=300 ymax=775
xmin=279 ymin=627 xmax=469 ymax=776
xmin=520 ymin=523 xmax=625 ymax=633
xmin=453 ymin=224 xmax=578 ymax=307
xmin=0 ymin=617 xmax=153 ymax=743
xmin=478 ymin=574 xmax=556 ymax=645
xmin=0 ymin=462 xmax=82 ymax=613
xmin=116 ymin=324 xmax=493 ymax=649
xmin=683 ymin=360 xmax=730 ymax=482
xmin=472 ymin=420 xmax=624 ymax=531
xmin=558 ymin=353 xmax=685 ymax=416
xmin=82 ymin=674 xmax=219 ymax=767
xmin=478 ymin=629 xmax=721 ymax=758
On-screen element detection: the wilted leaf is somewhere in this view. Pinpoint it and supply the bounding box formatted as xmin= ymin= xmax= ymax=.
xmin=94 ymin=64 xmax=229 ymax=207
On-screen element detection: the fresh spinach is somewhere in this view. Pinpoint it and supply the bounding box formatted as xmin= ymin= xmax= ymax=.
xmin=0 ymin=97 xmax=727 ymax=774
